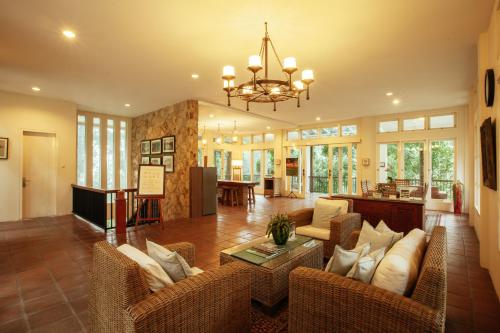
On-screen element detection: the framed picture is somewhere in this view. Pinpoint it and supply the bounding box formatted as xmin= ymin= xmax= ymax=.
xmin=163 ymin=155 xmax=174 ymax=173
xmin=140 ymin=140 xmax=151 ymax=155
xmin=0 ymin=138 xmax=8 ymax=159
xmin=151 ymin=139 xmax=162 ymax=155
xmin=362 ymin=158 xmax=370 ymax=166
xmin=162 ymin=136 xmax=175 ymax=153
xmin=151 ymin=157 xmax=161 ymax=165
xmin=137 ymin=165 xmax=165 ymax=197
xmin=141 ymin=156 xmax=150 ymax=165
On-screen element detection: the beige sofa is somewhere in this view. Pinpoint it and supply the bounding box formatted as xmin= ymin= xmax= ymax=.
xmin=89 ymin=241 xmax=251 ymax=333
xmin=288 ymin=226 xmax=447 ymax=333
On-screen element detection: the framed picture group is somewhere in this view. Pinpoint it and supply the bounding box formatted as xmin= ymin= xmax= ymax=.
xmin=140 ymin=135 xmax=175 ymax=173
xmin=0 ymin=138 xmax=8 ymax=160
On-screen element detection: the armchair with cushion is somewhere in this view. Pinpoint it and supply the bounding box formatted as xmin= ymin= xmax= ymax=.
xmin=288 ymin=226 xmax=447 ymax=333
xmin=288 ymin=199 xmax=361 ymax=258
xmin=89 ymin=241 xmax=251 ymax=333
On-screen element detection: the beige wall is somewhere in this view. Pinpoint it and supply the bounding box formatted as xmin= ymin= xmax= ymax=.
xmin=0 ymin=90 xmax=77 ymax=222
xmin=131 ymin=100 xmax=198 ymax=220
xmin=471 ymin=1 xmax=500 ymax=297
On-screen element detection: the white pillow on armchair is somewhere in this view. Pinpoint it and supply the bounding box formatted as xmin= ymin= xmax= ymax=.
xmin=311 ymin=199 xmax=349 ymax=230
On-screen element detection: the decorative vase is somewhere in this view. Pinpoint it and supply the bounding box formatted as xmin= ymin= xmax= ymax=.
xmin=272 ymin=228 xmax=289 ymax=245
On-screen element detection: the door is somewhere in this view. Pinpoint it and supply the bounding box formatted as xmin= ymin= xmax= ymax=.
xmin=430 ymin=139 xmax=455 ymax=200
xmin=252 ymin=150 xmax=262 ymax=190
xmin=309 ymin=145 xmax=329 ymax=194
xmin=22 ymin=131 xmax=56 ymax=218
xmin=285 ymin=146 xmax=305 ymax=197
xmin=377 ymin=143 xmax=399 ymax=183
xmin=329 ymin=144 xmax=355 ymax=194
xmin=402 ymin=141 xmax=425 ymax=186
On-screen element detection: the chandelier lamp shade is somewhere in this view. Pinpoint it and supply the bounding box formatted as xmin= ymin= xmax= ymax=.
xmin=222 ymin=22 xmax=314 ymax=111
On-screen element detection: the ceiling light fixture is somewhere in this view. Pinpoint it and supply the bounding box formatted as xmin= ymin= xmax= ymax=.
xmin=124 ymin=103 xmax=131 ymax=107
xmin=266 ymin=126 xmax=271 ymax=130
xmin=386 ymin=92 xmax=393 ymax=96
xmin=209 ymin=114 xmax=214 ymax=118
xmin=222 ymin=22 xmax=314 ymax=112
xmin=191 ymin=74 xmax=199 ymax=79
xmin=316 ymin=116 xmax=321 ymax=121
xmin=215 ymin=123 xmax=222 ymax=144
xmin=31 ymin=86 xmax=40 ymax=92
xmin=392 ymin=99 xmax=401 ymax=105
xmin=62 ymin=30 xmax=76 ymax=39
xmin=232 ymin=121 xmax=238 ymax=142
xmin=201 ymin=125 xmax=208 ymax=145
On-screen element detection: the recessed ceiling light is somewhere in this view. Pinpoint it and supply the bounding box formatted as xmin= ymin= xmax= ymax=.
xmin=386 ymin=92 xmax=393 ymax=96
xmin=62 ymin=30 xmax=76 ymax=39
xmin=124 ymin=103 xmax=131 ymax=107
xmin=392 ymin=99 xmax=400 ymax=105
xmin=316 ymin=117 xmax=321 ymax=121
xmin=32 ymin=86 xmax=40 ymax=92
xmin=209 ymin=114 xmax=214 ymax=118
xmin=266 ymin=126 xmax=271 ymax=130
xmin=191 ymin=74 xmax=199 ymax=79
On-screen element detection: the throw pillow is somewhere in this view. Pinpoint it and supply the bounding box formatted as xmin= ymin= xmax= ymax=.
xmin=325 ymin=242 xmax=371 ymax=276
xmin=356 ymin=221 xmax=395 ymax=251
xmin=117 ymin=244 xmax=173 ymax=292
xmin=371 ymin=228 xmax=426 ymax=295
xmin=346 ymin=247 xmax=386 ymax=284
xmin=375 ymin=220 xmax=404 ymax=248
xmin=311 ymin=199 xmax=349 ymax=229
xmin=146 ymin=240 xmax=193 ymax=282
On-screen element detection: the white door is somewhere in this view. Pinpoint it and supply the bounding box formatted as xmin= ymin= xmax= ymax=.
xmin=22 ymin=131 xmax=56 ymax=218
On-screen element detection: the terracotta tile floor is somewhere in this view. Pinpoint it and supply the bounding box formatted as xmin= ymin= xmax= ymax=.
xmin=0 ymin=195 xmax=499 ymax=332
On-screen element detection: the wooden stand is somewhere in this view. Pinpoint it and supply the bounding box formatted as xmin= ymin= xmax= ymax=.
xmin=135 ymin=196 xmax=164 ymax=229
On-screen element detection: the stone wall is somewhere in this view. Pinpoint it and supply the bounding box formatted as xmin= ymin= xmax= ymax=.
xmin=131 ymin=100 xmax=198 ymax=220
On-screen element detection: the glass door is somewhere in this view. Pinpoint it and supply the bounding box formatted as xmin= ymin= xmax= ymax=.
xmin=214 ymin=150 xmax=223 ymax=180
xmin=285 ymin=146 xmax=304 ymax=197
xmin=242 ymin=151 xmax=251 ymax=181
xmin=329 ymin=144 xmax=355 ymax=195
xmin=252 ymin=150 xmax=262 ymax=190
xmin=223 ymin=151 xmax=232 ymax=180
xmin=430 ymin=139 xmax=455 ymax=200
xmin=402 ymin=142 xmax=424 ymax=186
xmin=309 ymin=145 xmax=329 ymax=194
xmin=377 ymin=143 xmax=398 ymax=183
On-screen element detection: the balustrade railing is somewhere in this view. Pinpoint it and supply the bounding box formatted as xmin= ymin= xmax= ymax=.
xmin=432 ymin=179 xmax=453 ymax=199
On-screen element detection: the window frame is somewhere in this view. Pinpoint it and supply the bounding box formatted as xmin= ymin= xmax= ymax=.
xmin=378 ymin=120 xmax=399 ymax=133
xmin=402 ymin=117 xmax=426 ymax=131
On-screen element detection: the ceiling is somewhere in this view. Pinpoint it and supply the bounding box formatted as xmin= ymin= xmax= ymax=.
xmin=0 ymin=0 xmax=494 ymax=127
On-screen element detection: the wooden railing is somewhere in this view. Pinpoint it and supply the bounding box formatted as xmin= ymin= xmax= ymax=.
xmin=72 ymin=184 xmax=137 ymax=231
xmin=309 ymin=176 xmax=357 ymax=194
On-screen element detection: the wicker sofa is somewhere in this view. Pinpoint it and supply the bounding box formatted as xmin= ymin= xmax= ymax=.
xmin=288 ymin=226 xmax=447 ymax=333
xmin=89 ymin=241 xmax=251 ymax=333
xmin=288 ymin=199 xmax=361 ymax=258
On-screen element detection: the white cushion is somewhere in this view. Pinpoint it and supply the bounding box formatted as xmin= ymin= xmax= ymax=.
xmin=375 ymin=220 xmax=404 ymax=248
xmin=346 ymin=247 xmax=386 ymax=283
xmin=296 ymin=225 xmax=330 ymax=240
xmin=311 ymin=199 xmax=348 ymax=229
xmin=325 ymin=243 xmax=371 ymax=276
xmin=117 ymin=244 xmax=173 ymax=292
xmin=146 ymin=240 xmax=193 ymax=282
xmin=356 ymin=221 xmax=395 ymax=251
xmin=371 ymin=228 xmax=426 ymax=295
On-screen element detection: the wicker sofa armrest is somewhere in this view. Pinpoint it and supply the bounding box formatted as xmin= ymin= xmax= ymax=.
xmin=125 ymin=261 xmax=251 ymax=333
xmin=329 ymin=212 xmax=361 ymax=249
xmin=347 ymin=230 xmax=361 ymax=250
xmin=289 ymin=267 xmax=442 ymax=333
xmin=288 ymin=208 xmax=314 ymax=227
xmin=164 ymin=242 xmax=195 ymax=267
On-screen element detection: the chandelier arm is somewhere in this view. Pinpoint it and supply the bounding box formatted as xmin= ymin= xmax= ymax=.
xmin=256 ymin=81 xmax=270 ymax=95
xmin=247 ymin=92 xmax=265 ymax=102
xmin=268 ymin=38 xmax=283 ymax=69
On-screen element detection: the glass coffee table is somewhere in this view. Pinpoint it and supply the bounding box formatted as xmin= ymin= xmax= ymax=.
xmin=220 ymin=236 xmax=323 ymax=308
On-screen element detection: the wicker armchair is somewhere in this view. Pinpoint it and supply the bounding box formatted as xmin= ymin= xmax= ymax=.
xmin=89 ymin=241 xmax=251 ymax=333
xmin=288 ymin=226 xmax=447 ymax=333
xmin=288 ymin=199 xmax=361 ymax=258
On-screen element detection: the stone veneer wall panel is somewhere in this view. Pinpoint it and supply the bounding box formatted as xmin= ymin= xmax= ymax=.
xmin=131 ymin=100 xmax=198 ymax=220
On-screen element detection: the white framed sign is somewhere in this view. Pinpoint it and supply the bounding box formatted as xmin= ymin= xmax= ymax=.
xmin=137 ymin=165 xmax=165 ymax=197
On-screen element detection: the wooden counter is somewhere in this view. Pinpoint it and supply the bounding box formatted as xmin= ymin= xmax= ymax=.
xmin=217 ymin=180 xmax=259 ymax=207
xmin=328 ymin=194 xmax=425 ymax=234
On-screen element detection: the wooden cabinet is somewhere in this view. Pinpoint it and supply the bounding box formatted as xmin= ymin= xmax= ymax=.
xmin=190 ymin=167 xmax=217 ymax=217
xmin=330 ymin=195 xmax=425 ymax=234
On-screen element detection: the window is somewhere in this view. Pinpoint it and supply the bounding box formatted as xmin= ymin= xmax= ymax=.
xmin=223 ymin=136 xmax=233 ymax=144
xmin=403 ymin=117 xmax=425 ymax=131
xmin=431 ymin=140 xmax=455 ymax=199
xmin=119 ymin=121 xmax=127 ymax=188
xmin=224 ymin=151 xmax=232 ymax=180
xmin=242 ymin=151 xmax=251 ymax=181
xmin=320 ymin=127 xmax=339 ymax=137
xmin=474 ymin=120 xmax=481 ymax=213
xmin=341 ymin=125 xmax=357 ymax=136
xmin=287 ymin=131 xmax=299 ymax=141
xmin=378 ymin=143 xmax=398 ymax=182
xmin=106 ymin=119 xmax=114 ymax=189
xmin=252 ymin=150 xmax=262 ymax=184
xmin=92 ymin=117 xmax=101 ymax=188
xmin=378 ymin=120 xmax=398 ymax=133
xmin=214 ymin=150 xmax=222 ymax=180
xmin=77 ymin=115 xmax=86 ymax=185
xmin=301 ymin=129 xmax=318 ymax=139
xmin=264 ymin=133 xmax=274 ymax=142
xmin=352 ymin=144 xmax=357 ymax=193
xmin=430 ymin=114 xmax=455 ymax=129
xmin=265 ymin=149 xmax=274 ymax=177
xmin=197 ymin=149 xmax=203 ymax=166
xmin=253 ymin=134 xmax=263 ymax=144
xmin=403 ymin=142 xmax=424 ymax=183
xmin=242 ymin=136 xmax=251 ymax=144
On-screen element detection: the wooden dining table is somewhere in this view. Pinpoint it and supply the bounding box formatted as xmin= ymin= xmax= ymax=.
xmin=217 ymin=180 xmax=259 ymax=207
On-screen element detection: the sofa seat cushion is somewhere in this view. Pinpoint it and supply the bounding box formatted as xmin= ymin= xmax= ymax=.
xmin=296 ymin=225 xmax=330 ymax=240
xmin=311 ymin=199 xmax=349 ymax=229
xmin=371 ymin=228 xmax=426 ymax=295
xmin=117 ymin=244 xmax=173 ymax=292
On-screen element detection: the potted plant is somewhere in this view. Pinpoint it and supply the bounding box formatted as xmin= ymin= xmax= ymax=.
xmin=266 ymin=213 xmax=292 ymax=246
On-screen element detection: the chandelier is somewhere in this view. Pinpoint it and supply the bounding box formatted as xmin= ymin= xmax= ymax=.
xmin=222 ymin=22 xmax=314 ymax=111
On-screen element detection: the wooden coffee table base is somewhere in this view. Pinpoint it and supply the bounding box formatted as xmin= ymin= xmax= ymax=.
xmin=220 ymin=237 xmax=323 ymax=308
